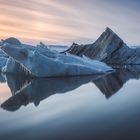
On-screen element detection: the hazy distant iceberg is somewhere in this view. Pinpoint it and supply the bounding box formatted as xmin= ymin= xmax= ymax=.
xmin=0 ymin=38 xmax=112 ymax=77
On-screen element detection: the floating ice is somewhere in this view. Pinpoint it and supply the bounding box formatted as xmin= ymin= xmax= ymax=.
xmin=1 ymin=40 xmax=112 ymax=77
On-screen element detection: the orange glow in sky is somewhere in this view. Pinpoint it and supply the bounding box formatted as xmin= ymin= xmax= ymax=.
xmin=0 ymin=83 xmax=11 ymax=104
xmin=0 ymin=0 xmax=140 ymax=45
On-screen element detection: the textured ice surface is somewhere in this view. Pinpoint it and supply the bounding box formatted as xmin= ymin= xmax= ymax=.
xmin=1 ymin=41 xmax=112 ymax=77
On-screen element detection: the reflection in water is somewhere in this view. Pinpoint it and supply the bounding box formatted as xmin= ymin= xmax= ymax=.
xmin=1 ymin=66 xmax=140 ymax=111
xmin=6 ymin=74 xmax=31 ymax=96
xmin=1 ymin=74 xmax=103 ymax=111
xmin=0 ymin=83 xmax=11 ymax=104
xmin=0 ymin=73 xmax=6 ymax=83
xmin=94 ymin=66 xmax=140 ymax=98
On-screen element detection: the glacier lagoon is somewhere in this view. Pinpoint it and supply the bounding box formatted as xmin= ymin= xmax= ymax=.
xmin=0 ymin=66 xmax=140 ymax=140
xmin=0 ymin=28 xmax=140 ymax=139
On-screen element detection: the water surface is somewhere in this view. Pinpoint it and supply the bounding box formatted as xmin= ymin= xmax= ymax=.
xmin=0 ymin=66 xmax=140 ymax=140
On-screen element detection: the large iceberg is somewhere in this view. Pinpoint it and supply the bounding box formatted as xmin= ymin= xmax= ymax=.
xmin=0 ymin=39 xmax=112 ymax=77
xmin=64 ymin=27 xmax=140 ymax=65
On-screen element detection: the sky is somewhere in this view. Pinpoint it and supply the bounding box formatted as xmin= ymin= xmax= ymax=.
xmin=0 ymin=0 xmax=140 ymax=45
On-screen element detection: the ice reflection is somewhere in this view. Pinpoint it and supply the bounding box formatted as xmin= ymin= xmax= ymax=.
xmin=1 ymin=74 xmax=103 ymax=111
xmin=1 ymin=66 xmax=140 ymax=111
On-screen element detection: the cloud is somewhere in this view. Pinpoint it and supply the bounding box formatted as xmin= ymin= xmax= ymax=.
xmin=0 ymin=0 xmax=139 ymax=45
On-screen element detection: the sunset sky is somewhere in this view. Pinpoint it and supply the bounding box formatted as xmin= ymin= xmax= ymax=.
xmin=0 ymin=0 xmax=140 ymax=45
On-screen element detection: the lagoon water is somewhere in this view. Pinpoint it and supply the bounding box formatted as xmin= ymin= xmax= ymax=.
xmin=0 ymin=67 xmax=140 ymax=140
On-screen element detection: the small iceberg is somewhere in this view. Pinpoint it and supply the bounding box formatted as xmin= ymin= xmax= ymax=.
xmin=0 ymin=38 xmax=113 ymax=77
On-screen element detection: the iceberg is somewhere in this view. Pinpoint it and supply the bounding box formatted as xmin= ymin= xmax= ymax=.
xmin=0 ymin=39 xmax=112 ymax=77
xmin=64 ymin=27 xmax=140 ymax=65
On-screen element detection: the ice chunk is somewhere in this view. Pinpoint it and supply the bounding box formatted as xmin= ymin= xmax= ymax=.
xmin=1 ymin=42 xmax=113 ymax=77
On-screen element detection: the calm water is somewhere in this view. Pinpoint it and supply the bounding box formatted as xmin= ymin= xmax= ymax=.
xmin=0 ymin=66 xmax=140 ymax=140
